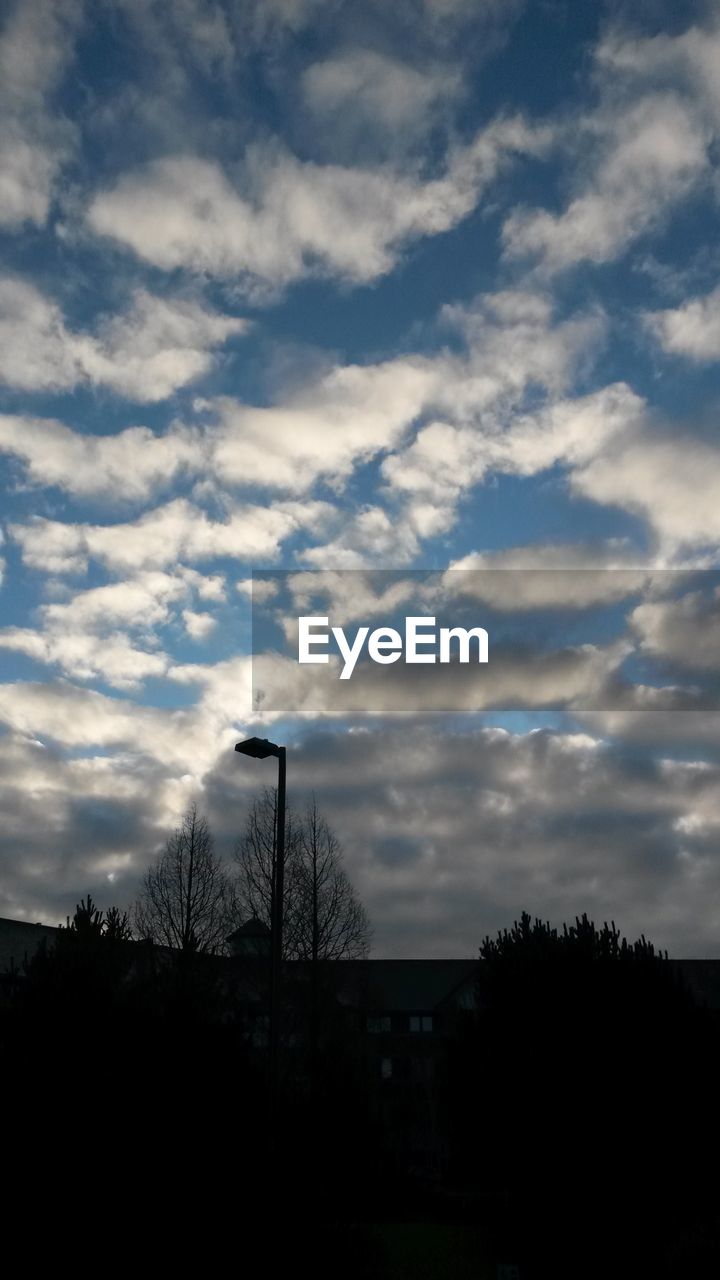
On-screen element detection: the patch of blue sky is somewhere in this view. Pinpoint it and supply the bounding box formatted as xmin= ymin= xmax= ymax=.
xmin=478 ymin=708 xmax=568 ymax=735
xmin=449 ymin=470 xmax=652 ymax=559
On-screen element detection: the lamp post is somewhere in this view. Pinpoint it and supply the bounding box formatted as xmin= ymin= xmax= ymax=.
xmin=235 ymin=736 xmax=286 ymax=1116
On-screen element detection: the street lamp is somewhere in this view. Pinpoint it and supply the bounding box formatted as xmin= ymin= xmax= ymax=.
xmin=235 ymin=736 xmax=286 ymax=1113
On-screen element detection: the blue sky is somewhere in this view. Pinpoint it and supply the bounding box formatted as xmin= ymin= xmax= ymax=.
xmin=3 ymin=0 xmax=720 ymax=955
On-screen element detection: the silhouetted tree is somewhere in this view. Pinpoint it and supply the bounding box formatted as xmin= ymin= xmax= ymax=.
xmin=18 ymin=894 xmax=136 ymax=1019
xmin=233 ymin=789 xmax=371 ymax=961
xmin=448 ymin=910 xmax=712 ymax=1277
xmin=63 ymin=893 xmax=104 ymax=940
xmin=295 ymin=796 xmax=371 ymax=963
xmin=103 ymin=905 xmax=133 ymax=942
xmin=135 ymin=802 xmax=230 ymax=953
xmin=232 ymin=785 xmax=302 ymax=955
xmin=476 ymin=909 xmax=679 ymax=1017
xmin=4 ymin=889 xmax=267 ymax=1254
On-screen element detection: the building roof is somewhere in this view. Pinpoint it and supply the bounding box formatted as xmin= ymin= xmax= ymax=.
xmin=670 ymin=959 xmax=720 ymax=1010
xmin=226 ymin=917 xmax=271 ymax=942
xmin=333 ymin=959 xmax=479 ymax=1013
xmin=3 ymin=908 xmax=720 ymax=1015
xmin=0 ymin=916 xmax=58 ymax=974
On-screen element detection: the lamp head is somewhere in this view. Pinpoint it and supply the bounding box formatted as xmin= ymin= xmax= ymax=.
xmin=235 ymin=736 xmax=279 ymax=760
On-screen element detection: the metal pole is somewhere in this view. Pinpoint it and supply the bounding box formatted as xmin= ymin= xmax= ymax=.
xmin=269 ymin=746 xmax=286 ymax=1124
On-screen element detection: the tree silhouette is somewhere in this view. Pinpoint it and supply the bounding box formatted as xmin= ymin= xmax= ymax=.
xmin=232 ymin=785 xmax=302 ymax=956
xmin=63 ymin=894 xmax=104 ymax=940
xmin=233 ymin=789 xmax=371 ymax=961
xmin=135 ymin=802 xmax=230 ymax=953
xmin=19 ymin=894 xmax=136 ymax=1019
xmin=476 ymin=909 xmax=678 ymax=1015
xmin=294 ymin=796 xmax=371 ymax=963
xmin=448 ymin=910 xmax=707 ymax=1276
xmin=103 ymin=905 xmax=133 ymax=942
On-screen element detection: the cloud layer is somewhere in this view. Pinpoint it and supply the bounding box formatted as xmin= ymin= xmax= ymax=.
xmin=2 ymin=3 xmax=720 ymax=956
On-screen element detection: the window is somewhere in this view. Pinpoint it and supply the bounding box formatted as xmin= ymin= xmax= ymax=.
xmin=410 ymin=1014 xmax=433 ymax=1033
xmin=381 ymin=1057 xmax=392 ymax=1079
xmin=367 ymin=1015 xmax=391 ymax=1033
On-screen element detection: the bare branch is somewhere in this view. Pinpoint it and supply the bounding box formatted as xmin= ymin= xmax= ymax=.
xmin=232 ymin=790 xmax=372 ymax=962
xmin=134 ymin=802 xmax=231 ymax=953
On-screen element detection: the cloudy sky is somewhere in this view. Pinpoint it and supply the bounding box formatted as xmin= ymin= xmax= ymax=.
xmin=3 ymin=0 xmax=720 ymax=956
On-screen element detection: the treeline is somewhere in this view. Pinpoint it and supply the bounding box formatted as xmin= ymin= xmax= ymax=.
xmin=449 ymin=912 xmax=720 ymax=1276
xmin=1 ymin=888 xmax=381 ymax=1271
xmin=133 ymin=793 xmax=372 ymax=960
xmin=3 ymin=897 xmax=720 ymax=1275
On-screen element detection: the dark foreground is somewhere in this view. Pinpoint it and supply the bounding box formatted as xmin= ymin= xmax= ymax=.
xmin=3 ymin=916 xmax=720 ymax=1277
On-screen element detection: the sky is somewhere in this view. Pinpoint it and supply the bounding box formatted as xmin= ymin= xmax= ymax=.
xmin=3 ymin=0 xmax=720 ymax=955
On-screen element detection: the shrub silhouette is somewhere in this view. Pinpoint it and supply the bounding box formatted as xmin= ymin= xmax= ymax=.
xmin=448 ymin=911 xmax=718 ymax=1277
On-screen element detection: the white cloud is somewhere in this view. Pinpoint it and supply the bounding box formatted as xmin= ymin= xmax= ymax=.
xmin=241 ymin=641 xmax=627 ymax=721
xmin=0 ymin=571 xmax=207 ymax=688
xmin=646 ymin=283 xmax=720 ymax=361
xmin=581 ymin=707 xmax=720 ymax=752
xmin=169 ymin=653 xmax=253 ymax=722
xmin=117 ymin=0 xmax=237 ymax=78
xmin=372 ymin=296 xmax=611 ymax=540
xmin=9 ymin=496 xmax=335 ymax=575
xmin=208 ymin=356 xmax=437 ymax=492
xmin=383 ymin=383 xmax=643 ymax=512
xmin=182 ymin=609 xmax=217 ymax=640
xmin=0 ymin=278 xmax=248 ymax=400
xmin=283 ymin=570 xmax=419 ymax=626
xmin=0 ymin=414 xmax=202 ymax=501
xmin=86 ymin=117 xmax=548 ymax=289
xmin=503 ymin=94 xmax=708 ymax=272
xmin=276 ymin=721 xmax=720 ymax=957
xmin=0 ymin=0 xmax=79 ymax=229
xmin=236 ymin=577 xmax=279 ymax=603
xmin=184 ymin=568 xmax=226 ymax=601
xmin=0 ymin=133 xmax=60 ymax=229
xmin=0 ymin=288 xmax=663 ymax=583
xmin=597 ymin=22 xmax=720 ymax=127
xmin=302 ymin=48 xmax=460 ymax=136
xmin=496 ymin=383 xmax=645 ymax=474
xmin=0 ymin=679 xmax=246 ymax=797
xmin=42 ymin=571 xmax=189 ymax=630
xmin=438 ymin=290 xmax=604 ymax=407
xmin=0 ymin=680 xmax=177 ymax=753
xmin=0 ymin=287 xmax=605 ymax=528
xmin=204 ymin=288 xmax=602 ymax=506
xmin=445 ymin=542 xmax=653 ymax=610
xmin=377 ymin=382 xmax=646 ymax=571
xmin=5 ymin=700 xmax=720 ymax=955
xmin=630 ymin=589 xmax=720 ymax=672
xmin=0 ymin=351 xmax=430 ymax=507
xmin=170 ymin=635 xmax=625 ymax=726
xmin=572 ymin=434 xmax=720 ymax=554
xmin=0 ymin=627 xmax=169 ymax=689
xmin=300 ymin=504 xmax=425 ymax=568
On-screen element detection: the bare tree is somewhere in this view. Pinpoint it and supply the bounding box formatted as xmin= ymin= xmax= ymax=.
xmin=135 ymin=802 xmax=230 ymax=953
xmin=294 ymin=796 xmax=371 ymax=963
xmin=232 ymin=786 xmax=302 ymax=957
xmin=233 ymin=790 xmax=371 ymax=962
